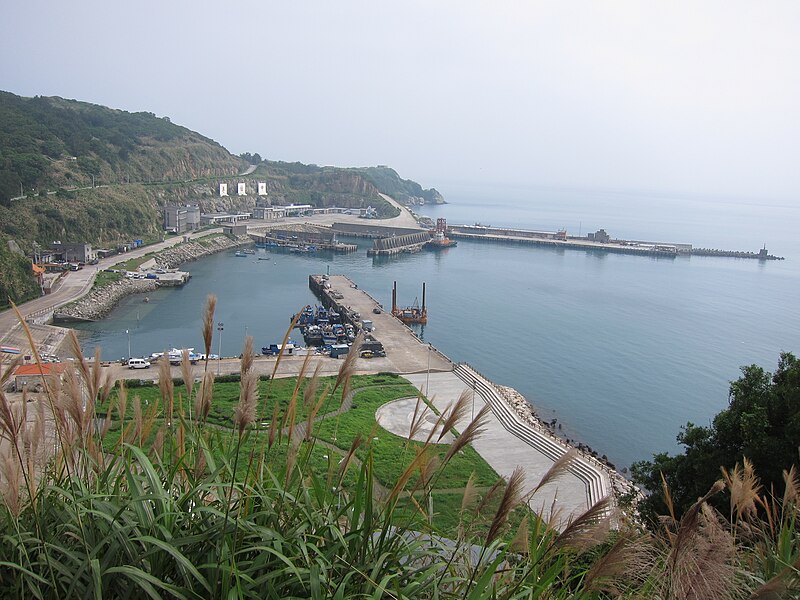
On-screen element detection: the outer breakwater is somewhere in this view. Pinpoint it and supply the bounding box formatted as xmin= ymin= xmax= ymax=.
xmin=448 ymin=224 xmax=785 ymax=260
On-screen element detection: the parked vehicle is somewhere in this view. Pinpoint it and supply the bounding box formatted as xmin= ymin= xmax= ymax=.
xmin=128 ymin=358 xmax=151 ymax=369
xmin=330 ymin=344 xmax=350 ymax=359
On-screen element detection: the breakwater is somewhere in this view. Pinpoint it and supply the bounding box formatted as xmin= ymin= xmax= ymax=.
xmin=448 ymin=228 xmax=680 ymax=257
xmin=54 ymin=278 xmax=158 ymax=322
xmin=366 ymin=231 xmax=431 ymax=256
xmin=691 ymin=247 xmax=784 ymax=260
xmin=154 ymin=234 xmax=251 ymax=269
xmin=448 ymin=224 xmax=785 ymax=260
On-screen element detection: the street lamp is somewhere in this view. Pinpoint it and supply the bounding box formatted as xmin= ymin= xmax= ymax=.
xmin=126 ymin=329 xmax=131 ymax=361
xmin=425 ymin=343 xmax=431 ymax=397
xmin=217 ymin=322 xmax=224 ymax=375
xmin=472 ymin=379 xmax=476 ymax=421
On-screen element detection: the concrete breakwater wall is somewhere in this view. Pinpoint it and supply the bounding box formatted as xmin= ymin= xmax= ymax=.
xmin=691 ymin=248 xmax=784 ymax=260
xmin=54 ymin=278 xmax=158 ymax=322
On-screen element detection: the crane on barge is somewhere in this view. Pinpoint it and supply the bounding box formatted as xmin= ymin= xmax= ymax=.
xmin=391 ymin=281 xmax=427 ymax=324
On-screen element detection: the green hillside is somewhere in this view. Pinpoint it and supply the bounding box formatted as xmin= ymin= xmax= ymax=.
xmin=0 ymin=91 xmax=243 ymax=204
xmin=352 ymin=165 xmax=445 ymax=205
xmin=0 ymin=91 xmax=441 ymax=307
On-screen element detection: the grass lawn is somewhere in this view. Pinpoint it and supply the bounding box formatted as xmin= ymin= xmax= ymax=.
xmin=313 ymin=382 xmax=499 ymax=490
xmin=112 ymin=253 xmax=156 ymax=271
xmin=99 ymin=372 xmax=502 ymax=535
xmin=103 ymin=374 xmax=351 ymax=430
xmin=91 ymin=270 xmax=122 ymax=289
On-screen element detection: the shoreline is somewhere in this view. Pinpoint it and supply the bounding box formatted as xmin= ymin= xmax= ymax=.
xmin=52 ymin=233 xmax=252 ymax=324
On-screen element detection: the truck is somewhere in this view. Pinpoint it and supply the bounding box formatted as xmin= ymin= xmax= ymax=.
xmin=329 ymin=344 xmax=350 ymax=359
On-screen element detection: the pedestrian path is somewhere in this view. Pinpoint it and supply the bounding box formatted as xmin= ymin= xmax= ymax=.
xmin=403 ymin=370 xmax=609 ymax=526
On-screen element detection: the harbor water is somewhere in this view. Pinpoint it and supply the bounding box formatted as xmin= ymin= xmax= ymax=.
xmin=72 ymin=184 xmax=800 ymax=470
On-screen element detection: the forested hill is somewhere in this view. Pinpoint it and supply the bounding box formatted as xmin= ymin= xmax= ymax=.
xmin=0 ymin=91 xmax=243 ymax=204
xmin=352 ymin=166 xmax=445 ymax=205
xmin=0 ymin=91 xmax=444 ymax=307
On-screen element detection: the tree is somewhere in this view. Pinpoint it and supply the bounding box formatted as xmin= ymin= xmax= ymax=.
xmin=632 ymin=352 xmax=800 ymax=524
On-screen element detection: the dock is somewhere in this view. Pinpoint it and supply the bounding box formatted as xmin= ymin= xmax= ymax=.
xmin=308 ymin=274 xmax=450 ymax=373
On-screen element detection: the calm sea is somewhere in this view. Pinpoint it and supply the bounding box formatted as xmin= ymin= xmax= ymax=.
xmin=73 ymin=184 xmax=800 ymax=470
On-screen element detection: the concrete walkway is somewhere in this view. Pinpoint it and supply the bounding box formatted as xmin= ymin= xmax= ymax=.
xmin=401 ymin=371 xmax=599 ymax=526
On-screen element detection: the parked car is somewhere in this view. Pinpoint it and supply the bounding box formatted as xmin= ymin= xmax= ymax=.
xmin=128 ymin=358 xmax=151 ymax=369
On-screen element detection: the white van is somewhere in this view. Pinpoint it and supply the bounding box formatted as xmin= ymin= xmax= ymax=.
xmin=128 ymin=358 xmax=151 ymax=369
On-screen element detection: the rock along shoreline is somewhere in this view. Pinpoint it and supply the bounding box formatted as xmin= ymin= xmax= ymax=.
xmin=54 ymin=234 xmax=251 ymax=322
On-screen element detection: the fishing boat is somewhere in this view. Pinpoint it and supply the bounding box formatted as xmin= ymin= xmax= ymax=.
xmin=426 ymin=218 xmax=457 ymax=249
xmin=234 ymin=251 xmax=247 ymax=257
xmin=321 ymin=327 xmax=338 ymax=346
xmin=303 ymin=325 xmax=323 ymax=346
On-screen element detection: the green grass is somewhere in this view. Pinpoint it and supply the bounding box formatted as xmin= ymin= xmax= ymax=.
xmin=102 ymin=372 xmax=499 ymax=500
xmin=314 ymin=383 xmax=500 ymax=489
xmin=91 ymin=269 xmax=122 ymax=289
xmin=102 ymin=374 xmax=348 ymax=430
xmin=111 ymin=252 xmax=156 ymax=271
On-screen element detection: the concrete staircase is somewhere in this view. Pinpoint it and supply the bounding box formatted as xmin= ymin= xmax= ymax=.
xmin=453 ymin=363 xmax=609 ymax=509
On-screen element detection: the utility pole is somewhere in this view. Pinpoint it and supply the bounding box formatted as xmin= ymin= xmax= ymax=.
xmin=425 ymin=343 xmax=431 ymax=397
xmin=217 ymin=322 xmax=224 ymax=375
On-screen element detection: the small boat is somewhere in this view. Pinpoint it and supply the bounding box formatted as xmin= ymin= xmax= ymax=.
xmin=234 ymin=251 xmax=247 ymax=257
xmin=258 ymin=257 xmax=271 ymax=261
xmin=242 ymin=248 xmax=256 ymax=254
xmin=303 ymin=325 xmax=323 ymax=346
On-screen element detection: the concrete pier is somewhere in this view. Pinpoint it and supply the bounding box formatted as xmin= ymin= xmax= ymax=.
xmin=308 ymin=274 xmax=451 ymax=373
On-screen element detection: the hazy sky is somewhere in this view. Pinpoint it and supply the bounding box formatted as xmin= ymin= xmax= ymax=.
xmin=2 ymin=1 xmax=799 ymax=201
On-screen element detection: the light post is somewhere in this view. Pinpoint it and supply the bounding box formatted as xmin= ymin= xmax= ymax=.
xmin=217 ymin=322 xmax=224 ymax=375
xmin=126 ymin=329 xmax=131 ymax=361
xmin=425 ymin=343 xmax=431 ymax=397
xmin=472 ymin=379 xmax=476 ymax=421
